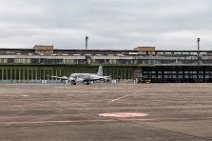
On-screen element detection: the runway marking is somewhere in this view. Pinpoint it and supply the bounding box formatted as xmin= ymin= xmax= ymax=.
xmin=0 ymin=118 xmax=153 ymax=126
xmin=99 ymin=112 xmax=148 ymax=118
xmin=1 ymin=117 xmax=212 ymax=126
xmin=22 ymin=95 xmax=29 ymax=97
xmin=108 ymin=95 xmax=129 ymax=103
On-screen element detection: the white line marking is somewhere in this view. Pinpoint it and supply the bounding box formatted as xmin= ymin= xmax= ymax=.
xmin=0 ymin=119 xmax=152 ymax=126
xmin=108 ymin=95 xmax=129 ymax=103
xmin=1 ymin=117 xmax=212 ymax=126
xmin=22 ymin=95 xmax=29 ymax=97
xmin=99 ymin=112 xmax=148 ymax=117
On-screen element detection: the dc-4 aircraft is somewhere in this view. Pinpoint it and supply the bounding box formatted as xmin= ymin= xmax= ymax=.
xmin=50 ymin=66 xmax=111 ymax=85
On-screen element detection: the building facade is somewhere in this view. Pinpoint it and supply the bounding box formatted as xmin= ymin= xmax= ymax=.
xmin=0 ymin=45 xmax=212 ymax=82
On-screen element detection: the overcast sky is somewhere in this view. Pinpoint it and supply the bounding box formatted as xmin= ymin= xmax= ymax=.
xmin=0 ymin=0 xmax=211 ymax=50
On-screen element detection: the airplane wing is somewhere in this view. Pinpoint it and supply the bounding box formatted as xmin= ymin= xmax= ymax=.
xmin=50 ymin=76 xmax=69 ymax=80
xmin=50 ymin=75 xmax=77 ymax=85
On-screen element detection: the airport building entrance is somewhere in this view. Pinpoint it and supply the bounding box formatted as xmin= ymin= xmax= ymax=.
xmin=142 ymin=65 xmax=212 ymax=83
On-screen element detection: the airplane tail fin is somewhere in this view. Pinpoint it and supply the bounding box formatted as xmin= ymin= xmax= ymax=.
xmin=97 ymin=66 xmax=103 ymax=76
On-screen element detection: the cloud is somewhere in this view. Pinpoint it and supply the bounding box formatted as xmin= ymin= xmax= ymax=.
xmin=0 ymin=0 xmax=211 ymax=50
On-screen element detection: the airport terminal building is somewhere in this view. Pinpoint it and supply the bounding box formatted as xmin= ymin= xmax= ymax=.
xmin=1 ymin=45 xmax=212 ymax=83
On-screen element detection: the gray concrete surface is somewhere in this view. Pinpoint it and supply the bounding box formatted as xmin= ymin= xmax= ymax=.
xmin=0 ymin=83 xmax=212 ymax=141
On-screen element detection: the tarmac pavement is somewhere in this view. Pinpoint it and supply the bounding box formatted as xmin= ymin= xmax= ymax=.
xmin=0 ymin=83 xmax=212 ymax=141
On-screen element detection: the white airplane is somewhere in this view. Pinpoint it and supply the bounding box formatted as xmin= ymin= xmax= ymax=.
xmin=50 ymin=66 xmax=111 ymax=85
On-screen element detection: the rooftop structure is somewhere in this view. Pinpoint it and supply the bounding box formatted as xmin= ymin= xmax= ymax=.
xmin=34 ymin=45 xmax=54 ymax=55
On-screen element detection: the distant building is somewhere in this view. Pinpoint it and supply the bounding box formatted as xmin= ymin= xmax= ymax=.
xmin=0 ymin=45 xmax=212 ymax=65
xmin=0 ymin=45 xmax=212 ymax=82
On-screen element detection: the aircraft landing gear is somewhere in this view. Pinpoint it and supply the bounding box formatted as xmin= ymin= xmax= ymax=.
xmin=85 ymin=82 xmax=90 ymax=85
xmin=70 ymin=80 xmax=76 ymax=85
xmin=83 ymin=81 xmax=90 ymax=85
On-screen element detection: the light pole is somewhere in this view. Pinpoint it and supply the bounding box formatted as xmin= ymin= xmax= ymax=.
xmin=85 ymin=36 xmax=89 ymax=50
xmin=197 ymin=38 xmax=200 ymax=65
xmin=197 ymin=38 xmax=200 ymax=51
